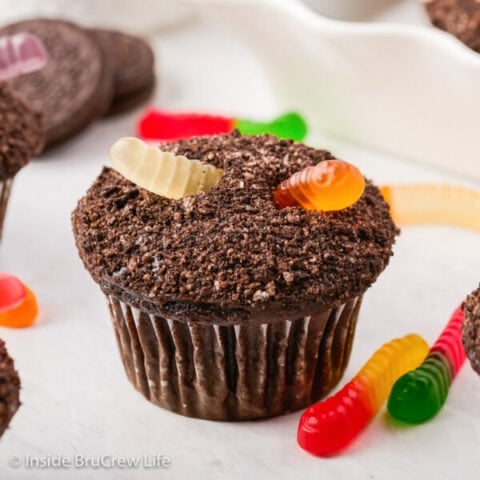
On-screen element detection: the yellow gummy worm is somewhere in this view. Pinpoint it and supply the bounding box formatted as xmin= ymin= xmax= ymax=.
xmin=381 ymin=184 xmax=480 ymax=231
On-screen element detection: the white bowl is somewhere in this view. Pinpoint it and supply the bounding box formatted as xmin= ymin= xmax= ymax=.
xmin=302 ymin=0 xmax=403 ymax=21
xmin=0 ymin=0 xmax=192 ymax=34
xmin=190 ymin=0 xmax=480 ymax=179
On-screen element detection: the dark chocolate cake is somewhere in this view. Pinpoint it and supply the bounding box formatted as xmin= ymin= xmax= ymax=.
xmin=463 ymin=287 xmax=480 ymax=375
xmin=72 ymin=132 xmax=397 ymax=420
xmin=0 ymin=339 xmax=20 ymax=438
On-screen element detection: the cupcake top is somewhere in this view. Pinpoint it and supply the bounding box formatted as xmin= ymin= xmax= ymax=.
xmin=0 ymin=84 xmax=44 ymax=180
xmin=462 ymin=286 xmax=480 ymax=375
xmin=0 ymin=339 xmax=20 ymax=437
xmin=72 ymin=132 xmax=397 ymax=324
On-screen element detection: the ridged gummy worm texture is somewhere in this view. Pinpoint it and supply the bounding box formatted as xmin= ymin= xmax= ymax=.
xmin=381 ymin=184 xmax=480 ymax=231
xmin=110 ymin=137 xmax=223 ymax=200
xmin=387 ymin=307 xmax=466 ymax=424
xmin=297 ymin=334 xmax=428 ymax=456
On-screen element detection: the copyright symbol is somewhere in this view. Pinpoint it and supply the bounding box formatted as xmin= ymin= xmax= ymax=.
xmin=9 ymin=456 xmax=21 ymax=468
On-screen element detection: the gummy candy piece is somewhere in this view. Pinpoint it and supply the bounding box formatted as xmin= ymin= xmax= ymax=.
xmin=387 ymin=307 xmax=466 ymax=424
xmin=234 ymin=112 xmax=307 ymax=141
xmin=137 ymin=109 xmax=307 ymax=142
xmin=0 ymin=274 xmax=25 ymax=311
xmin=273 ymin=160 xmax=365 ymax=211
xmin=110 ymin=137 xmax=223 ymax=199
xmin=0 ymin=273 xmax=38 ymax=328
xmin=0 ymin=33 xmax=47 ymax=81
xmin=138 ymin=110 xmax=233 ymax=140
xmin=297 ymin=334 xmax=428 ymax=456
xmin=380 ymin=185 xmax=480 ymax=231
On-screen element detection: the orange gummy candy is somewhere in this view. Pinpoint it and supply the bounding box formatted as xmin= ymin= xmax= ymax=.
xmin=0 ymin=285 xmax=38 ymax=328
xmin=273 ymin=160 xmax=365 ymax=211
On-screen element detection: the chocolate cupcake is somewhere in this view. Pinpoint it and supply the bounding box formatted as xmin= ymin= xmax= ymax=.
xmin=423 ymin=0 xmax=480 ymax=52
xmin=0 ymin=84 xmax=44 ymax=241
xmin=0 ymin=339 xmax=20 ymax=438
xmin=462 ymin=286 xmax=480 ymax=375
xmin=72 ymin=132 xmax=397 ymax=420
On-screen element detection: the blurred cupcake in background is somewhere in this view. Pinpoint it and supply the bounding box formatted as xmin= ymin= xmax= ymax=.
xmin=0 ymin=84 xmax=44 ymax=242
xmin=0 ymin=33 xmax=46 ymax=241
xmin=0 ymin=339 xmax=20 ymax=438
xmin=463 ymin=287 xmax=480 ymax=376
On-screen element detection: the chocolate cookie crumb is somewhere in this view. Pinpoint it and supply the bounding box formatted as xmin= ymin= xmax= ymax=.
xmin=463 ymin=286 xmax=480 ymax=375
xmin=423 ymin=0 xmax=480 ymax=52
xmin=73 ymin=132 xmax=397 ymax=324
xmin=0 ymin=339 xmax=20 ymax=438
xmin=0 ymin=84 xmax=44 ymax=180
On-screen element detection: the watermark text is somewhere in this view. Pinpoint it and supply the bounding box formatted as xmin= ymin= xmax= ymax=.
xmin=8 ymin=453 xmax=171 ymax=470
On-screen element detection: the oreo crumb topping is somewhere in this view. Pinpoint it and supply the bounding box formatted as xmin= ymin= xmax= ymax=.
xmin=72 ymin=132 xmax=397 ymax=323
xmin=0 ymin=84 xmax=44 ymax=180
xmin=424 ymin=0 xmax=480 ymax=52
xmin=463 ymin=287 xmax=480 ymax=375
xmin=0 ymin=339 xmax=20 ymax=437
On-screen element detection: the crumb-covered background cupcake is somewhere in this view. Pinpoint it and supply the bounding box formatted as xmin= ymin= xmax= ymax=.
xmin=423 ymin=0 xmax=480 ymax=52
xmin=0 ymin=339 xmax=20 ymax=438
xmin=0 ymin=84 xmax=44 ymax=241
xmin=462 ymin=286 xmax=480 ymax=375
xmin=72 ymin=132 xmax=397 ymax=420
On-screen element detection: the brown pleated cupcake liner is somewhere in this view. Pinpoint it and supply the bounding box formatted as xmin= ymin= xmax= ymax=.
xmin=0 ymin=178 xmax=13 ymax=242
xmin=107 ymin=294 xmax=362 ymax=421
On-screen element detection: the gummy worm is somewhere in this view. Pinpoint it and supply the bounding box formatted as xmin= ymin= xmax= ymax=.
xmin=380 ymin=184 xmax=480 ymax=231
xmin=109 ymin=137 xmax=223 ymax=199
xmin=273 ymin=159 xmax=365 ymax=211
xmin=297 ymin=334 xmax=429 ymax=456
xmin=0 ymin=33 xmax=47 ymax=81
xmin=0 ymin=273 xmax=38 ymax=328
xmin=387 ymin=307 xmax=466 ymax=424
xmin=137 ymin=109 xmax=308 ymax=142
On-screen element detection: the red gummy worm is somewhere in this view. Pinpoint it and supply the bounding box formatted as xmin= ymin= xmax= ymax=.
xmin=137 ymin=109 xmax=234 ymax=141
xmin=298 ymin=379 xmax=374 ymax=457
xmin=430 ymin=307 xmax=466 ymax=375
xmin=297 ymin=334 xmax=428 ymax=456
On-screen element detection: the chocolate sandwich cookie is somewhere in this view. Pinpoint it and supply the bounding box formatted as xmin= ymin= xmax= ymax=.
xmin=89 ymin=29 xmax=155 ymax=115
xmin=0 ymin=19 xmax=113 ymax=148
xmin=423 ymin=0 xmax=480 ymax=52
xmin=462 ymin=287 xmax=480 ymax=375
xmin=0 ymin=339 xmax=20 ymax=438
xmin=0 ymin=84 xmax=44 ymax=240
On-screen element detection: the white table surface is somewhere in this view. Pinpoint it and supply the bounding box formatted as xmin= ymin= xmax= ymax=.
xmin=1 ymin=11 xmax=480 ymax=480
